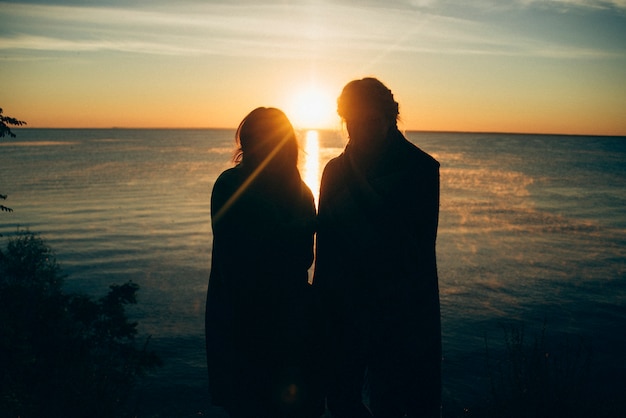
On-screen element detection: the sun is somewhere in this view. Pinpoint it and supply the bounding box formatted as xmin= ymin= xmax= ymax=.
xmin=287 ymin=86 xmax=337 ymax=130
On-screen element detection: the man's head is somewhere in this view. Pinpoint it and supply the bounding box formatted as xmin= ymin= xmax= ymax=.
xmin=337 ymin=78 xmax=399 ymax=151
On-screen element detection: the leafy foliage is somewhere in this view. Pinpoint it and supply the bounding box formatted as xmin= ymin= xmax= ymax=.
xmin=0 ymin=108 xmax=27 ymax=138
xmin=0 ymin=231 xmax=162 ymax=418
xmin=1 ymin=108 xmax=26 ymax=213
xmin=0 ymin=194 xmax=12 ymax=213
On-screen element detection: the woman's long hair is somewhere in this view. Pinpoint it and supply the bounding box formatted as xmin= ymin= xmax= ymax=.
xmin=234 ymin=107 xmax=299 ymax=172
xmin=213 ymin=108 xmax=303 ymax=226
xmin=231 ymin=107 xmax=303 ymax=205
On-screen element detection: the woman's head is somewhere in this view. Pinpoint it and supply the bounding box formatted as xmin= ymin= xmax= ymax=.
xmin=234 ymin=107 xmax=299 ymax=173
xmin=337 ymin=78 xmax=399 ymax=151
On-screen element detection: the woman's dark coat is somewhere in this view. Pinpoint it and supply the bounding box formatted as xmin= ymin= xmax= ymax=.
xmin=205 ymin=165 xmax=321 ymax=417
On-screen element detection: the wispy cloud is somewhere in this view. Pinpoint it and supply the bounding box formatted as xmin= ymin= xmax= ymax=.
xmin=519 ymin=0 xmax=626 ymax=10
xmin=0 ymin=2 xmax=327 ymax=57
xmin=0 ymin=0 xmax=623 ymax=60
xmin=415 ymin=0 xmax=626 ymax=11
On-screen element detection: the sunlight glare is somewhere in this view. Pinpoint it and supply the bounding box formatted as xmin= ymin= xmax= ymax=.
xmin=288 ymin=86 xmax=336 ymax=130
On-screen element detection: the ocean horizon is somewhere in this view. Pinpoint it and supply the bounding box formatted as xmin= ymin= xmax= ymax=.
xmin=1 ymin=128 xmax=625 ymax=416
xmin=12 ymin=126 xmax=623 ymax=136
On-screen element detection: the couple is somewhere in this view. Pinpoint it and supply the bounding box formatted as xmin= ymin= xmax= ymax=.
xmin=205 ymin=78 xmax=441 ymax=418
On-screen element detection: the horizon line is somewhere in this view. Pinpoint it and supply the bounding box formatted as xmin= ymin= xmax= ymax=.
xmin=11 ymin=126 xmax=625 ymax=138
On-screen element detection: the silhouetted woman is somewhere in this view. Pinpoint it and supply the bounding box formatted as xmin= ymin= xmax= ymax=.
xmin=205 ymin=108 xmax=323 ymax=418
xmin=314 ymin=78 xmax=442 ymax=417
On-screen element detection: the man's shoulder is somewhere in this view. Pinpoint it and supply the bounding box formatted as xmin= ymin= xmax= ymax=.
xmin=400 ymin=135 xmax=440 ymax=170
xmin=322 ymin=153 xmax=346 ymax=175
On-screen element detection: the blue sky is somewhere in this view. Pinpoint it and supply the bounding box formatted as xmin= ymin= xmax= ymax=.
xmin=2 ymin=0 xmax=625 ymax=134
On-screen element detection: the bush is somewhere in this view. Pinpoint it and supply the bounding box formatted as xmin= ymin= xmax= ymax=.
xmin=0 ymin=231 xmax=161 ymax=418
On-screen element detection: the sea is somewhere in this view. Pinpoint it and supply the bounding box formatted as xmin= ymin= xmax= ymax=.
xmin=1 ymin=129 xmax=625 ymax=417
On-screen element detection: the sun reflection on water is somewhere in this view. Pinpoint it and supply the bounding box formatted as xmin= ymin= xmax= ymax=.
xmin=301 ymin=130 xmax=320 ymax=207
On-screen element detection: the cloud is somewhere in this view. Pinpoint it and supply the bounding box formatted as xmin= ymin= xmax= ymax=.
xmin=1 ymin=0 xmax=623 ymax=60
xmin=521 ymin=0 xmax=626 ymax=10
xmin=0 ymin=3 xmax=320 ymax=57
xmin=0 ymin=2 xmax=459 ymax=58
xmin=428 ymin=0 xmax=626 ymax=11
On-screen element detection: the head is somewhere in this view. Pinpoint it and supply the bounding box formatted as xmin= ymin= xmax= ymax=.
xmin=233 ymin=107 xmax=299 ymax=174
xmin=337 ymin=77 xmax=399 ymax=151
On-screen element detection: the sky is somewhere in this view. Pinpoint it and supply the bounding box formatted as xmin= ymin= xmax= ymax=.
xmin=1 ymin=0 xmax=625 ymax=135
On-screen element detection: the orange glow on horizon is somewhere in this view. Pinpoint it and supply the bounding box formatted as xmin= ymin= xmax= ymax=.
xmin=5 ymin=81 xmax=624 ymax=136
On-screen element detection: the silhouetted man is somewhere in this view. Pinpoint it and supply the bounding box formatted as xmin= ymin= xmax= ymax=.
xmin=315 ymin=78 xmax=441 ymax=418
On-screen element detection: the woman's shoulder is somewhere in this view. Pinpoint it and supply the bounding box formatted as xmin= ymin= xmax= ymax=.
xmin=211 ymin=167 xmax=244 ymax=206
xmin=216 ymin=166 xmax=240 ymax=180
xmin=214 ymin=166 xmax=242 ymax=188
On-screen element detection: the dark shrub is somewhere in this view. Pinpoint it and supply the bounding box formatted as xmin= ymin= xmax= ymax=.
xmin=0 ymin=231 xmax=161 ymax=418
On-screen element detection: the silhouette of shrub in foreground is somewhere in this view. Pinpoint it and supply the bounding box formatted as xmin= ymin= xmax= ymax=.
xmin=483 ymin=321 xmax=594 ymax=418
xmin=0 ymin=231 xmax=161 ymax=418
